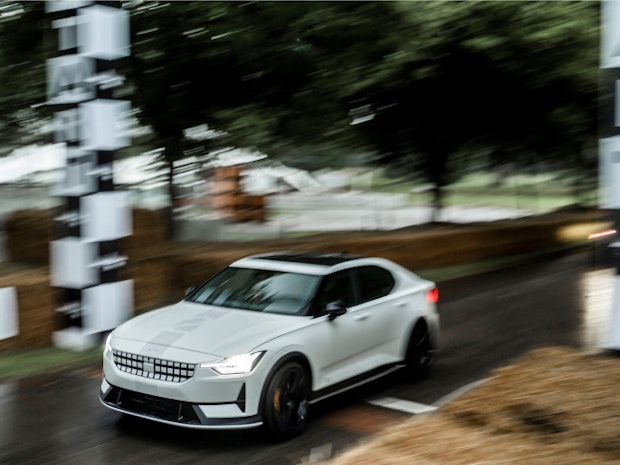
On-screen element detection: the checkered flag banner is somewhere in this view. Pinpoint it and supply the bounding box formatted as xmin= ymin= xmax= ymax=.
xmin=47 ymin=1 xmax=133 ymax=349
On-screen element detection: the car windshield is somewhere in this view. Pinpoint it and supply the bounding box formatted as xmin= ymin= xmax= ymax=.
xmin=186 ymin=267 xmax=321 ymax=315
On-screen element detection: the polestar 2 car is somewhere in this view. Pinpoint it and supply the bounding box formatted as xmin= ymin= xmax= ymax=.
xmin=100 ymin=252 xmax=439 ymax=440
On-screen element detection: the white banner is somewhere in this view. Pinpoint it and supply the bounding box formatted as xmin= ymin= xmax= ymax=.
xmin=50 ymin=238 xmax=98 ymax=289
xmin=602 ymin=0 xmax=620 ymax=69
xmin=82 ymin=280 xmax=133 ymax=333
xmin=78 ymin=5 xmax=130 ymax=60
xmin=81 ymin=191 xmax=132 ymax=241
xmin=0 ymin=287 xmax=19 ymax=340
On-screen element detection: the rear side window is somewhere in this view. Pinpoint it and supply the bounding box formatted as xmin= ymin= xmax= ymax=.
xmin=358 ymin=266 xmax=395 ymax=302
xmin=311 ymin=270 xmax=356 ymax=315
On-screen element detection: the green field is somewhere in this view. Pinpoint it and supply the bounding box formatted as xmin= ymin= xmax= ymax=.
xmin=375 ymin=171 xmax=596 ymax=213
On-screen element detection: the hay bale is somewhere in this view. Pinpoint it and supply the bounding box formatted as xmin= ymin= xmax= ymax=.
xmin=445 ymin=348 xmax=620 ymax=459
xmin=0 ymin=210 xmax=600 ymax=347
xmin=121 ymin=208 xmax=166 ymax=261
xmin=127 ymin=257 xmax=173 ymax=310
xmin=5 ymin=209 xmax=54 ymax=266
xmin=0 ymin=268 xmax=58 ymax=349
xmin=327 ymin=347 xmax=620 ymax=465
xmin=5 ymin=208 xmax=167 ymax=267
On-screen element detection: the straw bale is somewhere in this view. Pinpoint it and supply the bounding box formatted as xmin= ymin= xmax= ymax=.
xmin=327 ymin=347 xmax=620 ymax=465
xmin=0 ymin=267 xmax=58 ymax=349
xmin=121 ymin=208 xmax=166 ymax=261
xmin=0 ymin=209 xmax=605 ymax=346
xmin=5 ymin=209 xmax=54 ymax=266
xmin=127 ymin=257 xmax=173 ymax=310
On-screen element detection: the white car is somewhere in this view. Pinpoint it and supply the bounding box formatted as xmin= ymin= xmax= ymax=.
xmin=100 ymin=252 xmax=439 ymax=440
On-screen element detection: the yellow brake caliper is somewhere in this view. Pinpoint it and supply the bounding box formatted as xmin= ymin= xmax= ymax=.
xmin=273 ymin=387 xmax=281 ymax=414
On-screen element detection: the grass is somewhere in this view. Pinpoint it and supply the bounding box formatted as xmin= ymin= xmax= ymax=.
xmin=442 ymin=189 xmax=578 ymax=213
xmin=372 ymin=171 xmax=596 ymax=212
xmin=0 ymin=346 xmax=103 ymax=382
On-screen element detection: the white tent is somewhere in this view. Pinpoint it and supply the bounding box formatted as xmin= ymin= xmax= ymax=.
xmin=0 ymin=144 xmax=66 ymax=184
xmin=0 ymin=144 xmax=322 ymax=195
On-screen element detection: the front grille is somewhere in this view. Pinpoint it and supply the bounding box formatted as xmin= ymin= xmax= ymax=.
xmin=113 ymin=350 xmax=196 ymax=383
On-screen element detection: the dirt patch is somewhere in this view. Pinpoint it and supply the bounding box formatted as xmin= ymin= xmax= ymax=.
xmin=326 ymin=347 xmax=620 ymax=465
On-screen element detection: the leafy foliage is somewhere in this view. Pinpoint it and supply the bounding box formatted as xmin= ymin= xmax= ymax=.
xmin=335 ymin=1 xmax=599 ymax=211
xmin=0 ymin=1 xmax=49 ymax=152
xmin=0 ymin=1 xmax=602 ymax=217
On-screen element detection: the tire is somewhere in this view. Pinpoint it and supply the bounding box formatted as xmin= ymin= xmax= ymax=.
xmin=403 ymin=322 xmax=432 ymax=381
xmin=261 ymin=361 xmax=310 ymax=441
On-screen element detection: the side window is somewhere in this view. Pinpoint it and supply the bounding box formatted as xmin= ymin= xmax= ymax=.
xmin=358 ymin=266 xmax=395 ymax=302
xmin=312 ymin=270 xmax=355 ymax=315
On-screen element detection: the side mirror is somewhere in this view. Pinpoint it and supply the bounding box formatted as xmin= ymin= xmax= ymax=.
xmin=326 ymin=301 xmax=347 ymax=320
xmin=185 ymin=285 xmax=198 ymax=298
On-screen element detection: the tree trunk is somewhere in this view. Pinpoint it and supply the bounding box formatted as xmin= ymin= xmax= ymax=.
xmin=428 ymin=148 xmax=450 ymax=223
xmin=431 ymin=184 xmax=443 ymax=223
xmin=164 ymin=134 xmax=183 ymax=240
xmin=165 ymin=157 xmax=175 ymax=240
xmin=572 ymin=142 xmax=584 ymax=206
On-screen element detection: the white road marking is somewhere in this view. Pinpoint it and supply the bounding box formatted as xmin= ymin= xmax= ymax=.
xmin=293 ymin=443 xmax=333 ymax=465
xmin=367 ymin=397 xmax=437 ymax=415
xmin=366 ymin=378 xmax=489 ymax=415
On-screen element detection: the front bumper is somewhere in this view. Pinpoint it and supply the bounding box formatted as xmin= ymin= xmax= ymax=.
xmin=100 ymin=342 xmax=268 ymax=430
xmin=99 ymin=378 xmax=262 ymax=429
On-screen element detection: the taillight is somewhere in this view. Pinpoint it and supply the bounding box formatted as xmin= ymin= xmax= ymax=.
xmin=426 ymin=288 xmax=438 ymax=304
xmin=588 ymin=229 xmax=616 ymax=240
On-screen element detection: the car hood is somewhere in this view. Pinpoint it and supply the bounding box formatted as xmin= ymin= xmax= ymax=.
xmin=112 ymin=301 xmax=311 ymax=357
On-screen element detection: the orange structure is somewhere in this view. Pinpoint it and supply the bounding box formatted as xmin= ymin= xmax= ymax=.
xmin=211 ymin=166 xmax=266 ymax=222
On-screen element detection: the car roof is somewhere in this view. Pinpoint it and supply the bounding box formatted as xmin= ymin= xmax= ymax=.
xmin=251 ymin=252 xmax=362 ymax=266
xmin=231 ymin=252 xmax=365 ymax=275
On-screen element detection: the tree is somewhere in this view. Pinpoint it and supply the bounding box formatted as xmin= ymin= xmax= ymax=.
xmin=337 ymin=1 xmax=600 ymax=219
xmin=0 ymin=1 xmax=601 ymax=225
xmin=124 ymin=1 xmax=337 ymax=235
xmin=0 ymin=1 xmax=50 ymax=154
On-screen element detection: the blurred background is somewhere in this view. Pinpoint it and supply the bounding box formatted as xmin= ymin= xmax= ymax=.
xmin=0 ymin=1 xmax=601 ymax=240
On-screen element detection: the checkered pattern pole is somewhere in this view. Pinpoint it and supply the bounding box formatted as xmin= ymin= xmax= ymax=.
xmin=47 ymin=1 xmax=133 ymax=350
xmin=601 ymin=0 xmax=620 ymax=350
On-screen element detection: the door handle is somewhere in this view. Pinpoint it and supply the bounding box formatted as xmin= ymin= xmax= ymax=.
xmin=354 ymin=313 xmax=369 ymax=321
xmin=395 ymin=301 xmax=408 ymax=307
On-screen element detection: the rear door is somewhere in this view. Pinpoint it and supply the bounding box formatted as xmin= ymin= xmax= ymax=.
xmin=307 ymin=265 xmax=403 ymax=388
xmin=352 ymin=265 xmax=406 ymax=364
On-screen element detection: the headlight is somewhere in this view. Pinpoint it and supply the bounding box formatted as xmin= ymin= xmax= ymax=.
xmin=200 ymin=351 xmax=265 ymax=375
xmin=103 ymin=333 xmax=112 ymax=356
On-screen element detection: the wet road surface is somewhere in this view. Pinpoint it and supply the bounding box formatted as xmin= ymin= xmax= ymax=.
xmin=0 ymin=252 xmax=611 ymax=465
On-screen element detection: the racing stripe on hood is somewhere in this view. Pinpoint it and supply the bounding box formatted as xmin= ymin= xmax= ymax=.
xmin=138 ymin=307 xmax=228 ymax=358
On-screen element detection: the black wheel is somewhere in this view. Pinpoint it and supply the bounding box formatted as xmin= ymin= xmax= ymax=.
xmin=403 ymin=322 xmax=432 ymax=381
xmin=261 ymin=361 xmax=310 ymax=441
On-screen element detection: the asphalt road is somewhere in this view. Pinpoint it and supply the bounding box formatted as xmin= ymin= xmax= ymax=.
xmin=0 ymin=252 xmax=610 ymax=465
